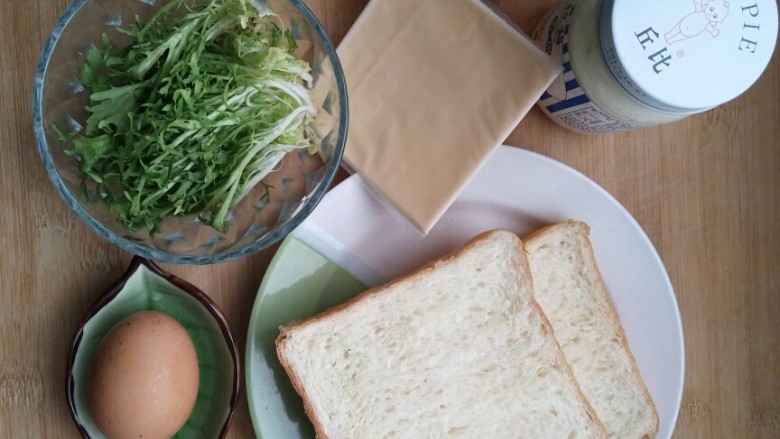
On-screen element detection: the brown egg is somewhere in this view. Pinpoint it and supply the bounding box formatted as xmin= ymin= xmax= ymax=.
xmin=87 ymin=310 xmax=200 ymax=439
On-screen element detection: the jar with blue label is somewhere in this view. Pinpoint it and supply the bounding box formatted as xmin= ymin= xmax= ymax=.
xmin=533 ymin=0 xmax=778 ymax=133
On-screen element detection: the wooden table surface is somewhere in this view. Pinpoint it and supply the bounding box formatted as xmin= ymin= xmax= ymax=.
xmin=2 ymin=0 xmax=778 ymax=437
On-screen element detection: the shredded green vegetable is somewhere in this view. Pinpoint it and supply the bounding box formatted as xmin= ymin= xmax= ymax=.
xmin=56 ymin=0 xmax=318 ymax=233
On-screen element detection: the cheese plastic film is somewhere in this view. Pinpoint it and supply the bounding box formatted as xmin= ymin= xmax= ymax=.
xmin=337 ymin=0 xmax=559 ymax=232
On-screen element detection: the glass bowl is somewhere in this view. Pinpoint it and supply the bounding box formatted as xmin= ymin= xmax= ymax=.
xmin=33 ymin=0 xmax=348 ymax=264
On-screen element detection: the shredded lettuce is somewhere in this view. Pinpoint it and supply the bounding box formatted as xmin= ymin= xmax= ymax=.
xmin=57 ymin=0 xmax=318 ymax=233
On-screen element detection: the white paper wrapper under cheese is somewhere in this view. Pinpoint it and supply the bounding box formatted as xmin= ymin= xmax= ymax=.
xmin=337 ymin=0 xmax=559 ymax=233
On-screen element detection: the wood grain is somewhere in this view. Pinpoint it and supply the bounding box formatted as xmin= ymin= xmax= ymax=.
xmin=2 ymin=0 xmax=778 ymax=437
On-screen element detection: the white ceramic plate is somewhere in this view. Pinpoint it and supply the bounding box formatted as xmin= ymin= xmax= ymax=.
xmin=246 ymin=145 xmax=684 ymax=438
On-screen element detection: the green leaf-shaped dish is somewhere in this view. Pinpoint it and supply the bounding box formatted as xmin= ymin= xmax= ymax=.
xmin=66 ymin=257 xmax=240 ymax=438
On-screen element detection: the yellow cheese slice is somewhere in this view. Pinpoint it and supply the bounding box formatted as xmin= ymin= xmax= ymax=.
xmin=337 ymin=0 xmax=559 ymax=233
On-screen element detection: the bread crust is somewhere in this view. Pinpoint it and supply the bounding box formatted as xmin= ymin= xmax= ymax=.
xmin=276 ymin=229 xmax=609 ymax=438
xmin=523 ymin=220 xmax=660 ymax=439
xmin=275 ymin=335 xmax=331 ymax=439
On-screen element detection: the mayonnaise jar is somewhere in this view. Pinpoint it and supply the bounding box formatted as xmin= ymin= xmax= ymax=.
xmin=532 ymin=0 xmax=778 ymax=133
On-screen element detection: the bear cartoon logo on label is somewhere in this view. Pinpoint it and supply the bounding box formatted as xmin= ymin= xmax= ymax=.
xmin=665 ymin=0 xmax=730 ymax=44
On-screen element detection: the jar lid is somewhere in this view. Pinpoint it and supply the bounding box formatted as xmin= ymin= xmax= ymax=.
xmin=600 ymin=0 xmax=778 ymax=112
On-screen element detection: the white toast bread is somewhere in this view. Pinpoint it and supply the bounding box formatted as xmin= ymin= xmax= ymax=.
xmin=523 ymin=221 xmax=660 ymax=439
xmin=276 ymin=230 xmax=608 ymax=439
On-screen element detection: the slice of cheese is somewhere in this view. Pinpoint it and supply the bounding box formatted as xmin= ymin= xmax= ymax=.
xmin=337 ymin=0 xmax=559 ymax=232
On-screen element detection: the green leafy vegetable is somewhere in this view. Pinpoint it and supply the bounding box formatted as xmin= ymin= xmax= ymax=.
xmin=58 ymin=0 xmax=318 ymax=233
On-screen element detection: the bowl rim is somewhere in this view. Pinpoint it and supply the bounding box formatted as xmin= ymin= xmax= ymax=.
xmin=65 ymin=256 xmax=242 ymax=438
xmin=32 ymin=0 xmax=349 ymax=265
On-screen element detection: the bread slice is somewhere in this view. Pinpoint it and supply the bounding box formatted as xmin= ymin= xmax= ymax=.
xmin=523 ymin=221 xmax=659 ymax=439
xmin=276 ymin=230 xmax=607 ymax=439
